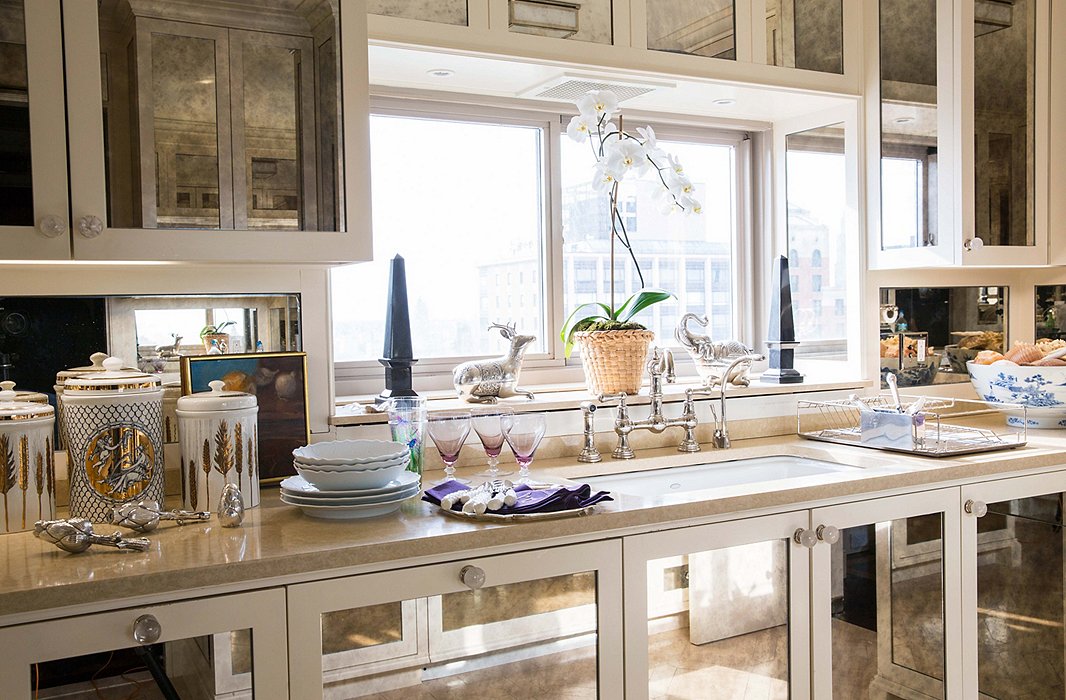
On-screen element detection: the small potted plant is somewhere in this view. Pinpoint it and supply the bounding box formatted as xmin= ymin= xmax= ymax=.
xmin=560 ymin=90 xmax=701 ymax=396
xmin=200 ymin=321 xmax=235 ymax=354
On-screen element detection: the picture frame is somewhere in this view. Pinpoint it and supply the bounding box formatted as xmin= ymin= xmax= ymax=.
xmin=181 ymin=352 xmax=309 ymax=483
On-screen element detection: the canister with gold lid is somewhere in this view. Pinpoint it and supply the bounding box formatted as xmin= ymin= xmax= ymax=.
xmin=0 ymin=381 xmax=56 ymax=533
xmin=53 ymin=352 xmax=134 ymax=451
xmin=62 ymin=357 xmax=164 ymax=521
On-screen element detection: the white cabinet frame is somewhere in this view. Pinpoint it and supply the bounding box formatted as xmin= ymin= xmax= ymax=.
xmin=622 ymin=510 xmax=812 ymax=700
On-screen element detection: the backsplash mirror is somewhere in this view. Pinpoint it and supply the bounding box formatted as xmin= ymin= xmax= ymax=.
xmin=879 ymin=286 xmax=1007 ymax=387
xmin=1036 ymin=285 xmax=1066 ymax=342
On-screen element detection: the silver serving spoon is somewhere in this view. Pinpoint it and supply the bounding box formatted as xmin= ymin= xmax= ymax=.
xmin=112 ymin=499 xmax=211 ymax=533
xmin=885 ymin=372 xmax=903 ymax=412
xmin=34 ymin=519 xmax=151 ymax=553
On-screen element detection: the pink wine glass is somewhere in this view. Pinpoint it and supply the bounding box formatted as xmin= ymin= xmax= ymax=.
xmin=472 ymin=406 xmax=514 ymax=479
xmin=501 ymin=412 xmax=546 ymax=485
xmin=427 ymin=411 xmax=471 ymax=484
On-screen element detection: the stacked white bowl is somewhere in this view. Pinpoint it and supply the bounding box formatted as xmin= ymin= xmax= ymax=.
xmin=282 ymin=440 xmax=420 ymax=519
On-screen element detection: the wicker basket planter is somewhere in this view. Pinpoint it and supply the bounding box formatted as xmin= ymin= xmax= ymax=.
xmin=575 ymin=329 xmax=655 ymax=396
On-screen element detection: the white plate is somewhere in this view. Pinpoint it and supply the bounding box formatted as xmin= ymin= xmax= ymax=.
xmin=293 ymin=453 xmax=410 ymax=472
xmin=292 ymin=439 xmax=409 ymax=466
xmin=295 ymin=462 xmax=407 ymax=490
xmin=281 ymin=484 xmax=421 ymax=506
xmin=280 ymin=471 xmax=420 ymax=497
xmin=280 ymin=491 xmax=420 ymax=519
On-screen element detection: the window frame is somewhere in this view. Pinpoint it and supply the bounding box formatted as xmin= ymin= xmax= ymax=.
xmin=333 ymin=97 xmax=757 ymax=395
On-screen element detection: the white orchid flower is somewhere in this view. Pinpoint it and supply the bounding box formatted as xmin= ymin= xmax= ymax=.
xmin=678 ymin=195 xmax=703 ymax=215
xmin=636 ymin=126 xmax=657 ymax=149
xmin=666 ymin=170 xmax=696 ymax=198
xmin=577 ymin=90 xmax=620 ymax=120
xmin=592 ymin=160 xmax=623 ymax=193
xmin=566 ymin=114 xmax=594 ymax=143
xmin=604 ymin=138 xmax=650 ymax=177
xmin=665 ymin=153 xmax=685 ymax=177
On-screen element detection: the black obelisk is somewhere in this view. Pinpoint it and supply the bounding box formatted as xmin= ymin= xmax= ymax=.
xmin=761 ymin=254 xmax=804 ymax=384
xmin=377 ymin=255 xmax=419 ymax=404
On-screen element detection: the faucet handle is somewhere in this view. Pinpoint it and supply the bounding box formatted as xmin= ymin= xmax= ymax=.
xmin=664 ymin=348 xmax=675 ymax=383
xmin=598 ymin=392 xmax=628 ymax=406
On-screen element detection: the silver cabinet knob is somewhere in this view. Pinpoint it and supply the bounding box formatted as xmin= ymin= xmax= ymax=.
xmin=964 ymin=499 xmax=988 ymax=517
xmin=77 ymin=215 xmax=104 ymax=238
xmin=459 ymin=565 xmax=486 ymax=590
xmin=964 ymin=237 xmax=984 ymax=252
xmin=793 ymin=528 xmax=817 ymax=548
xmin=132 ymin=614 xmax=162 ymax=645
xmin=816 ymin=524 xmax=840 ymax=545
xmin=37 ymin=215 xmax=67 ymax=238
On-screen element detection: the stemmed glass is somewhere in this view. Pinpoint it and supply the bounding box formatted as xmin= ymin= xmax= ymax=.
xmin=472 ymin=406 xmax=514 ymax=479
xmin=427 ymin=411 xmax=471 ymax=484
xmin=501 ymin=412 xmax=546 ymax=485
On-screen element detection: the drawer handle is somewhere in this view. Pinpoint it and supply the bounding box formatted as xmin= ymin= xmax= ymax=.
xmin=132 ymin=614 xmax=162 ymax=645
xmin=793 ymin=528 xmax=817 ymax=548
xmin=77 ymin=215 xmax=104 ymax=239
xmin=459 ymin=565 xmax=486 ymax=590
xmin=965 ymin=500 xmax=988 ymax=518
xmin=37 ymin=214 xmax=67 ymax=238
xmin=816 ymin=524 xmax=840 ymax=545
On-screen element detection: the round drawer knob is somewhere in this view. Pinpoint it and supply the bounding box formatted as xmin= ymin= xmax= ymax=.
xmin=964 ymin=237 xmax=984 ymax=252
xmin=132 ymin=614 xmax=162 ymax=645
xmin=965 ymin=499 xmax=988 ymax=518
xmin=793 ymin=528 xmax=817 ymax=548
xmin=816 ymin=524 xmax=840 ymax=545
xmin=37 ymin=214 xmax=67 ymax=238
xmin=459 ymin=565 xmax=486 ymax=590
xmin=77 ymin=215 xmax=104 ymax=238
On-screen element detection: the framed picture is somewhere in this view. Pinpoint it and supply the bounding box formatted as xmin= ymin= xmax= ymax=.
xmin=181 ymin=352 xmax=309 ymax=483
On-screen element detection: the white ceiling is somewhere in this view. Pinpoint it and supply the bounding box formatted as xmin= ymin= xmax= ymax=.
xmin=367 ymin=44 xmax=856 ymax=125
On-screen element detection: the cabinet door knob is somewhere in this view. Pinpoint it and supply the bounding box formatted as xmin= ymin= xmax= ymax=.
xmin=793 ymin=528 xmax=817 ymax=548
xmin=37 ymin=215 xmax=67 ymax=238
xmin=964 ymin=499 xmax=988 ymax=517
xmin=964 ymin=237 xmax=984 ymax=252
xmin=459 ymin=565 xmax=486 ymax=590
xmin=132 ymin=614 xmax=162 ymax=645
xmin=77 ymin=215 xmax=104 ymax=239
xmin=816 ymin=524 xmax=840 ymax=545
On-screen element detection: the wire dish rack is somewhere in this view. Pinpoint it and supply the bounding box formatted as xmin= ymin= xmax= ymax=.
xmin=797 ymin=395 xmax=1027 ymax=457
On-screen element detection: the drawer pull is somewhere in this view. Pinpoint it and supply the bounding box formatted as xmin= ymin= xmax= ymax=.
xmin=132 ymin=614 xmax=162 ymax=645
xmin=460 ymin=565 xmax=486 ymax=590
xmin=793 ymin=528 xmax=817 ymax=548
xmin=964 ymin=500 xmax=988 ymax=518
xmin=816 ymin=524 xmax=840 ymax=545
xmin=37 ymin=215 xmax=66 ymax=238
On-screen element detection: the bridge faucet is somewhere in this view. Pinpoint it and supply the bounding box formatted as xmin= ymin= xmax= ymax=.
xmin=689 ymin=353 xmax=764 ymax=449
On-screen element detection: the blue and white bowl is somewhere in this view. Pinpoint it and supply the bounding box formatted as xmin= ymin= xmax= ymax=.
xmin=967 ymin=360 xmax=1066 ymax=428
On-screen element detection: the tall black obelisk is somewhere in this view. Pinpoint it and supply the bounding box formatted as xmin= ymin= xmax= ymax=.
xmin=377 ymin=255 xmax=419 ymax=404
xmin=761 ymin=255 xmax=804 ymax=384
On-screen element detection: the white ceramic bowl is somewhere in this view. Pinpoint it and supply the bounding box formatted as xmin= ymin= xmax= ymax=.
xmin=967 ymin=360 xmax=1066 ymax=428
xmin=295 ymin=461 xmax=408 ymax=490
xmin=293 ymin=452 xmax=410 ymax=472
xmin=293 ymin=439 xmax=408 ymax=466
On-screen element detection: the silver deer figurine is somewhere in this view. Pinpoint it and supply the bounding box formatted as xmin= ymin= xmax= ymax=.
xmin=675 ymin=313 xmax=756 ymax=387
xmin=453 ymin=322 xmax=536 ymax=403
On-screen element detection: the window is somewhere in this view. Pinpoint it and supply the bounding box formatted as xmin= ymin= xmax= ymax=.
xmin=811 ymin=249 xmax=822 ymax=267
xmin=812 ymin=275 xmax=822 ymax=292
xmin=331 ymin=111 xmax=547 ymax=361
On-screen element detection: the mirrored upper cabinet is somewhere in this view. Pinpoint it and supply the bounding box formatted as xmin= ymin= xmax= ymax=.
xmin=369 ymin=0 xmax=469 ymax=26
xmin=766 ymin=0 xmax=843 ymax=74
xmin=0 ymin=0 xmax=31 ymax=228
xmin=509 ymin=0 xmax=612 ymax=44
xmin=646 ymin=0 xmax=736 ymax=60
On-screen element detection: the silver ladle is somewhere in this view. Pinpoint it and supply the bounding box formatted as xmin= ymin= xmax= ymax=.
xmin=111 ymin=499 xmax=211 ymax=532
xmin=34 ymin=519 xmax=151 ymax=553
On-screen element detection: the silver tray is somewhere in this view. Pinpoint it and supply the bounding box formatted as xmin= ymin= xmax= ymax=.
xmin=438 ymin=504 xmax=599 ymax=522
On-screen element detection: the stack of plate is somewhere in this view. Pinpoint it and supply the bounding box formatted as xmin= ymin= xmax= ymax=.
xmin=283 ymin=440 xmax=421 ymax=519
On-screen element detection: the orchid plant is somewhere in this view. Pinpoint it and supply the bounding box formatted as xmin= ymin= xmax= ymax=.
xmin=560 ymin=90 xmax=703 ymax=357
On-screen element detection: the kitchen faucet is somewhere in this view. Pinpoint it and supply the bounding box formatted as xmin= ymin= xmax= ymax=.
xmin=692 ymin=353 xmax=765 ymax=448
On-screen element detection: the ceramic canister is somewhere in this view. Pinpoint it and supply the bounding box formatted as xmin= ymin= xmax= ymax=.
xmin=162 ymin=381 xmax=181 ymax=444
xmin=176 ymin=380 xmax=259 ymax=511
xmin=53 ymin=352 xmax=135 ymax=452
xmin=62 ymin=357 xmax=164 ymax=521
xmin=0 ymin=381 xmax=56 ymax=533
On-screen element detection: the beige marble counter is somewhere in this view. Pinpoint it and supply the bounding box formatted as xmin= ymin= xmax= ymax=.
xmin=3 ymin=422 xmax=1065 ymax=625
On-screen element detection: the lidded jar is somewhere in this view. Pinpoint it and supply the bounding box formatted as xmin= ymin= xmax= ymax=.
xmin=53 ymin=352 xmax=134 ymax=451
xmin=62 ymin=357 xmax=164 ymax=521
xmin=177 ymin=380 xmax=259 ymax=510
xmin=0 ymin=381 xmax=56 ymax=533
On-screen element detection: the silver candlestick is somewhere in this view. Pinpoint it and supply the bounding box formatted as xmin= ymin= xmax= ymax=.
xmin=112 ymin=499 xmax=211 ymax=532
xmin=34 ymin=519 xmax=151 ymax=553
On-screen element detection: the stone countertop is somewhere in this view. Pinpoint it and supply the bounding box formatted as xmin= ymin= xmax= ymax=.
xmin=3 ymin=421 xmax=1064 ymax=625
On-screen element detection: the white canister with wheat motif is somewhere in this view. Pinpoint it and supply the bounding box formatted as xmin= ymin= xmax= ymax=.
xmin=176 ymin=380 xmax=259 ymax=511
xmin=62 ymin=357 xmax=164 ymax=522
xmin=0 ymin=381 xmax=56 ymax=533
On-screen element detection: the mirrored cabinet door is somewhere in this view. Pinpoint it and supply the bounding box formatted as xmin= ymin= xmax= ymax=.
xmin=646 ymin=0 xmax=738 ymax=60
xmin=287 ymin=541 xmax=623 ymax=699
xmin=0 ymin=0 xmax=70 ymax=259
xmin=63 ymin=0 xmax=371 ymax=263
xmin=962 ymin=473 xmax=1066 ymax=699
xmin=623 ymin=511 xmax=812 ymax=700
xmin=368 ymin=0 xmax=469 ymax=26
xmin=811 ymin=489 xmax=961 ymax=699
xmin=0 ymin=589 xmax=288 ymax=699
xmin=508 ymin=0 xmax=613 ymax=44
xmin=765 ymin=0 xmax=843 ymax=74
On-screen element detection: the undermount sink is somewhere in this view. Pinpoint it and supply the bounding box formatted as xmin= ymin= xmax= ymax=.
xmin=584 ymin=455 xmax=858 ymax=497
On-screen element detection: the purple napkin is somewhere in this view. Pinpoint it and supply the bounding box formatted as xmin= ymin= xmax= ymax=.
xmin=424 ymin=480 xmax=612 ymax=515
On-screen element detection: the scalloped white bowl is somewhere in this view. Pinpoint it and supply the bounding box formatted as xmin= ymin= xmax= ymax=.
xmin=293 ymin=439 xmax=408 ymax=466
xmin=295 ymin=461 xmax=408 ymax=490
xmin=967 ymin=360 xmax=1066 ymax=428
xmin=293 ymin=452 xmax=410 ymax=472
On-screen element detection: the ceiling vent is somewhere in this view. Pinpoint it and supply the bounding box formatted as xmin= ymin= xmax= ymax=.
xmin=518 ymin=73 xmax=675 ymax=103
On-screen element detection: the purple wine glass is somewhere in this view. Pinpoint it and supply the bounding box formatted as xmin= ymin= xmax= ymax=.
xmin=472 ymin=406 xmax=515 ymax=479
xmin=427 ymin=411 xmax=471 ymax=484
xmin=501 ymin=412 xmax=546 ymax=485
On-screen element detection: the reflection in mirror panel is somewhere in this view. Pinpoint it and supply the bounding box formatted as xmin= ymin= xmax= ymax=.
xmin=879 ymin=0 xmax=938 ymax=251
xmin=1036 ymin=285 xmax=1066 ymax=342
xmin=508 ymin=0 xmax=613 ymax=44
xmin=98 ymin=0 xmax=343 ymax=232
xmin=974 ymin=0 xmax=1034 ymax=247
xmin=765 ymin=0 xmax=843 ymax=74
xmin=786 ymin=123 xmax=847 ymax=358
xmin=0 ymin=1 xmax=32 ymax=227
xmin=647 ymin=0 xmax=736 ymax=60
xmin=879 ymin=286 xmax=1006 ymax=387
xmin=368 ymin=0 xmax=468 ymax=26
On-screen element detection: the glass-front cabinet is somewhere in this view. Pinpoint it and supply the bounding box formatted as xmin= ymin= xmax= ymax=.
xmin=622 ymin=511 xmax=811 ymax=699
xmin=287 ymin=540 xmax=623 ymax=698
xmin=0 ymin=589 xmax=288 ymax=699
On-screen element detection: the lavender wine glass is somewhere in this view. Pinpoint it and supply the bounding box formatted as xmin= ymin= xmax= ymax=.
xmin=427 ymin=411 xmax=472 ymax=484
xmin=472 ymin=406 xmax=514 ymax=479
xmin=501 ymin=412 xmax=546 ymax=485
